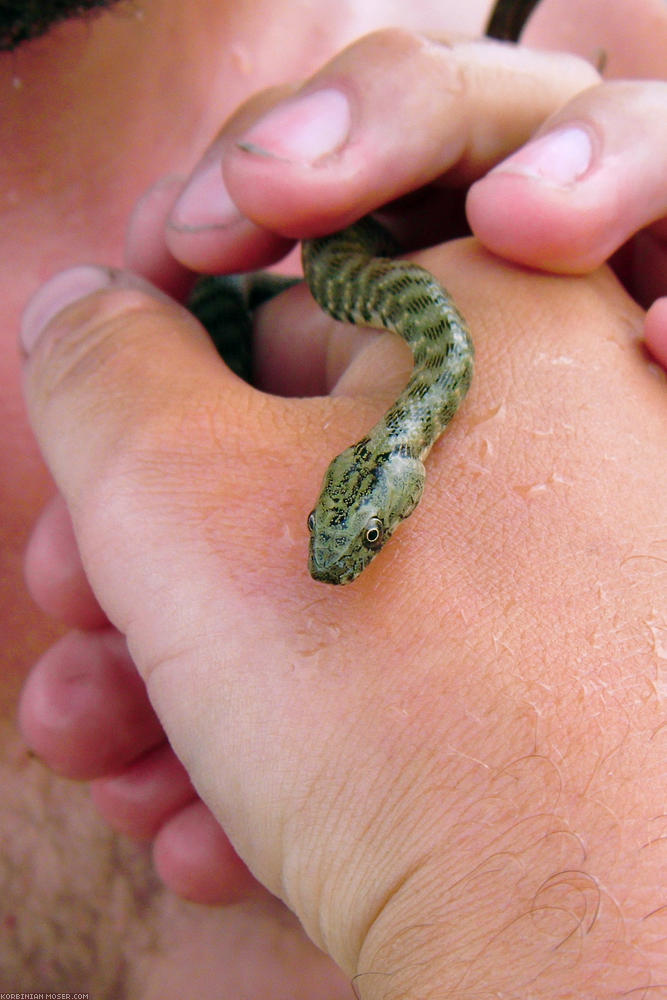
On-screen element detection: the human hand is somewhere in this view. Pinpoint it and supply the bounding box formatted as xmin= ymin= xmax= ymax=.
xmin=138 ymin=29 xmax=666 ymax=367
xmin=26 ymin=26 xmax=607 ymax=911
xmin=19 ymin=233 xmax=667 ymax=995
xmin=21 ymin=18 xmax=667 ymax=909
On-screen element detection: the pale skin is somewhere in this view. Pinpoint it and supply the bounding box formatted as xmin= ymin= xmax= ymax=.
xmin=4 ymin=0 xmax=667 ymax=995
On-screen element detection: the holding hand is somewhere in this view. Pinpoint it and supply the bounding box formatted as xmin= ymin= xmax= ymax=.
xmin=19 ymin=238 xmax=666 ymax=996
xmin=145 ymin=32 xmax=665 ymax=362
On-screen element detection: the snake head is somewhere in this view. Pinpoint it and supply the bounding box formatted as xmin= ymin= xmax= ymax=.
xmin=307 ymin=442 xmax=426 ymax=584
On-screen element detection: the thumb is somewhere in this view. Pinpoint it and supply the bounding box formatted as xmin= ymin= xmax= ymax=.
xmin=20 ymin=266 xmax=317 ymax=624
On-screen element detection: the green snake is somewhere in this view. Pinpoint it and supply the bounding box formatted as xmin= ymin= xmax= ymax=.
xmin=189 ymin=216 xmax=474 ymax=585
xmin=191 ymin=0 xmax=539 ymax=584
xmin=298 ymin=0 xmax=536 ymax=584
xmin=302 ymin=217 xmax=474 ymax=584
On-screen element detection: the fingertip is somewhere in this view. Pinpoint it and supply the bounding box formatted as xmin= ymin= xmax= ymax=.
xmin=90 ymin=742 xmax=196 ymax=840
xmin=20 ymin=266 xmax=117 ymax=358
xmin=125 ymin=174 xmax=196 ymax=299
xmin=24 ymin=493 xmax=108 ymax=629
xmin=644 ymin=297 xmax=667 ymax=372
xmin=470 ymin=80 xmax=667 ymax=279
xmin=152 ymin=800 xmax=262 ymax=905
xmin=20 ymin=263 xmax=235 ymax=561
xmin=18 ymin=629 xmax=164 ymax=780
xmin=488 ymin=124 xmax=595 ymax=189
xmin=165 ymin=207 xmax=295 ymax=275
xmin=234 ymin=87 xmax=351 ymax=166
xmin=466 ymin=172 xmax=554 ymax=268
xmin=20 ymin=265 xmax=175 ymax=363
xmin=466 ymin=171 xmax=606 ymax=273
xmin=161 ymin=151 xmax=295 ymax=273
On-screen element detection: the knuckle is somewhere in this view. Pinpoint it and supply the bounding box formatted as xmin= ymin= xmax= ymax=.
xmin=325 ymin=26 xmax=464 ymax=100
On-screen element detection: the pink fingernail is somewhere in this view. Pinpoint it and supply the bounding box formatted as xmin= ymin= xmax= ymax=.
xmin=237 ymin=88 xmax=351 ymax=164
xmin=170 ymin=159 xmax=242 ymax=230
xmin=21 ymin=266 xmax=114 ymax=356
xmin=492 ymin=125 xmax=594 ymax=187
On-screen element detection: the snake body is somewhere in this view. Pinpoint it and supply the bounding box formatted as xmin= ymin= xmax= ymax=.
xmin=303 ymin=217 xmax=474 ymax=584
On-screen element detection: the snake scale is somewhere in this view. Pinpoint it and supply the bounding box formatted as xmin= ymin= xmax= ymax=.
xmin=302 ymin=216 xmax=474 ymax=584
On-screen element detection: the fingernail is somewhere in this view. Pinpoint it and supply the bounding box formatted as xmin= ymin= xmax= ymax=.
xmin=21 ymin=266 xmax=115 ymax=356
xmin=492 ymin=125 xmax=594 ymax=187
xmin=237 ymin=88 xmax=351 ymax=164
xmin=170 ymin=159 xmax=242 ymax=231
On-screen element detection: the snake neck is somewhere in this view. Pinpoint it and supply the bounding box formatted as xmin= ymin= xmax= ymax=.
xmin=303 ymin=218 xmax=474 ymax=584
xmin=370 ymin=274 xmax=473 ymax=461
xmin=304 ymin=228 xmax=474 ymax=462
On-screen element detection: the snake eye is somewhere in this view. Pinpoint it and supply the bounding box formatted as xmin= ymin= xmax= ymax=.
xmin=307 ymin=511 xmax=316 ymax=533
xmin=363 ymin=517 xmax=384 ymax=550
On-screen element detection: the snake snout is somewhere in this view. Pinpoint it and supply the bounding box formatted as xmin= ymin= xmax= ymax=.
xmin=308 ymin=548 xmax=352 ymax=585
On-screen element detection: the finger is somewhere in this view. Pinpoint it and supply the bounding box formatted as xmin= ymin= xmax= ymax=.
xmin=124 ymin=174 xmax=197 ymax=298
xmin=24 ymin=492 xmax=108 ymax=629
xmin=467 ymin=80 xmax=667 ymax=273
xmin=18 ymin=628 xmax=164 ymax=779
xmin=94 ymin=743 xmax=267 ymax=905
xmin=645 ymin=297 xmax=667 ymax=371
xmin=90 ymin=742 xmax=197 ymax=839
xmin=165 ymin=85 xmax=300 ymax=273
xmin=165 ymin=30 xmax=598 ymax=272
xmin=152 ymin=801 xmax=265 ymax=905
xmin=92 ymin=742 xmax=269 ymax=906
